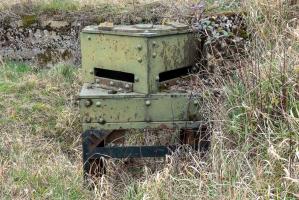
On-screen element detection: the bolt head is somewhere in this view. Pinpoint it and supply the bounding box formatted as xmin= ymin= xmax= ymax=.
xmin=95 ymin=101 xmax=101 ymax=107
xmin=88 ymin=36 xmax=91 ymax=40
xmin=155 ymin=76 xmax=159 ymax=81
xmin=125 ymin=84 xmax=130 ymax=89
xmin=152 ymin=52 xmax=157 ymax=58
xmin=110 ymin=81 xmax=114 ymax=86
xmin=98 ymin=118 xmax=105 ymax=124
xmin=134 ymin=77 xmax=139 ymax=82
xmin=85 ymin=99 xmax=92 ymax=107
xmin=89 ymin=70 xmax=94 ymax=75
xmin=152 ymin=41 xmax=157 ymax=46
xmin=137 ymin=58 xmax=142 ymax=63
xmin=137 ymin=45 xmax=142 ymax=50
xmin=145 ymin=100 xmax=151 ymax=106
xmin=95 ymin=78 xmax=100 ymax=84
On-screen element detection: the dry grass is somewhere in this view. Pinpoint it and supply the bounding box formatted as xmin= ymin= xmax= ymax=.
xmin=0 ymin=0 xmax=156 ymax=10
xmin=0 ymin=0 xmax=298 ymax=199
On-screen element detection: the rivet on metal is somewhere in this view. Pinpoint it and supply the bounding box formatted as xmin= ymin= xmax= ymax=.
xmin=88 ymin=36 xmax=91 ymax=41
xmin=98 ymin=118 xmax=105 ymax=124
xmin=110 ymin=81 xmax=114 ymax=86
xmin=134 ymin=77 xmax=139 ymax=82
xmin=137 ymin=45 xmax=142 ymax=50
xmin=152 ymin=41 xmax=157 ymax=46
xmin=145 ymin=100 xmax=151 ymax=106
xmin=137 ymin=58 xmax=142 ymax=63
xmin=125 ymin=84 xmax=130 ymax=89
xmin=95 ymin=101 xmax=101 ymax=107
xmin=89 ymin=70 xmax=94 ymax=75
xmin=152 ymin=52 xmax=157 ymax=58
xmin=155 ymin=76 xmax=159 ymax=81
xmin=95 ymin=78 xmax=100 ymax=84
xmin=85 ymin=99 xmax=92 ymax=107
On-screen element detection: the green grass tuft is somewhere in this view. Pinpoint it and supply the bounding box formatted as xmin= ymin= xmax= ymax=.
xmin=38 ymin=0 xmax=79 ymax=12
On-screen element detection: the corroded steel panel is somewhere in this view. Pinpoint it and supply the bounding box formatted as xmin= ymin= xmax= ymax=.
xmin=80 ymin=24 xmax=197 ymax=94
xmin=148 ymin=34 xmax=197 ymax=92
xmin=80 ymin=24 xmax=206 ymax=180
xmin=79 ymin=90 xmax=201 ymax=124
xmin=81 ymin=33 xmax=149 ymax=93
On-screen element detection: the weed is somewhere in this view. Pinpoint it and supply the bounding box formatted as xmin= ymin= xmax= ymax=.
xmin=38 ymin=0 xmax=80 ymax=12
xmin=0 ymin=0 xmax=298 ymax=199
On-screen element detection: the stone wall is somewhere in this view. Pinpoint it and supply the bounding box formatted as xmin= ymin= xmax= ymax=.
xmin=0 ymin=11 xmax=92 ymax=66
xmin=0 ymin=2 xmax=167 ymax=66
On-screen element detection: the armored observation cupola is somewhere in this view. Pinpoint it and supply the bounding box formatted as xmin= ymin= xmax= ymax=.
xmin=80 ymin=23 xmax=198 ymax=94
xmin=79 ymin=23 xmax=209 ymax=182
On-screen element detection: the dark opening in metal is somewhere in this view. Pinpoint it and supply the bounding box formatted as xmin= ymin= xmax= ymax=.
xmin=158 ymin=66 xmax=196 ymax=82
xmin=94 ymin=68 xmax=135 ymax=83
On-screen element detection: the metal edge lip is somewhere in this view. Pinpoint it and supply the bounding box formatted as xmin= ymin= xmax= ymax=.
xmin=79 ymin=93 xmax=197 ymax=99
xmin=82 ymin=121 xmax=203 ymax=129
xmin=79 ymin=86 xmax=196 ymax=99
xmin=82 ymin=27 xmax=192 ymax=37
xmin=79 ymin=84 xmax=199 ymax=98
xmin=79 ymin=84 xmax=145 ymax=98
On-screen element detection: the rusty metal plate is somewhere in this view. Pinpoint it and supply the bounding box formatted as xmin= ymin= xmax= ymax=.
xmin=79 ymin=86 xmax=202 ymax=124
xmin=158 ymin=75 xmax=196 ymax=92
xmin=81 ymin=32 xmax=197 ymax=94
xmin=95 ymin=77 xmax=133 ymax=93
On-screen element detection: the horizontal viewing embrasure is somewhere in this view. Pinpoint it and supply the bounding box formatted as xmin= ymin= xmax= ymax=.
xmin=94 ymin=68 xmax=135 ymax=83
xmin=158 ymin=65 xmax=196 ymax=82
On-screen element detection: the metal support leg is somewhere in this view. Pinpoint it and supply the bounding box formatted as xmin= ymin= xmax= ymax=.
xmin=83 ymin=125 xmax=210 ymax=185
xmin=180 ymin=125 xmax=211 ymax=151
xmin=82 ymin=130 xmax=107 ymax=183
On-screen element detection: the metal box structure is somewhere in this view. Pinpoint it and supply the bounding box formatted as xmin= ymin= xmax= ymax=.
xmin=79 ymin=24 xmax=209 ymax=180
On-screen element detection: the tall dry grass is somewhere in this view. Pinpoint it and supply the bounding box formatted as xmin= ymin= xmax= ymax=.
xmin=0 ymin=0 xmax=298 ymax=199
xmin=87 ymin=0 xmax=299 ymax=199
xmin=98 ymin=0 xmax=298 ymax=199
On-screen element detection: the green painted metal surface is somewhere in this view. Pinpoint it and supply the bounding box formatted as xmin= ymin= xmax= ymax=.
xmin=81 ymin=24 xmax=197 ymax=94
xmin=81 ymin=33 xmax=149 ymax=93
xmin=79 ymin=23 xmax=201 ymax=131
xmin=80 ymin=84 xmax=201 ymax=124
xmin=80 ymin=24 xmax=206 ymax=178
xmin=148 ymin=35 xmax=197 ymax=92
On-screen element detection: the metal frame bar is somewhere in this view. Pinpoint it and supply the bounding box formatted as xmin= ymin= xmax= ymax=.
xmin=88 ymin=146 xmax=177 ymax=159
xmin=82 ymin=125 xmax=210 ymax=183
xmin=82 ymin=130 xmax=178 ymax=180
xmin=82 ymin=121 xmax=202 ymax=130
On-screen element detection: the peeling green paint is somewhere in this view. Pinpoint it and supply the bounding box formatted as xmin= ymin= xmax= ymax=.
xmin=79 ymin=24 xmax=201 ymax=132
